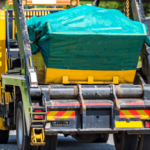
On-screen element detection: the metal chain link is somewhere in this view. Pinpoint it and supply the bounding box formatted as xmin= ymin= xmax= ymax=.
xmin=124 ymin=0 xmax=130 ymax=18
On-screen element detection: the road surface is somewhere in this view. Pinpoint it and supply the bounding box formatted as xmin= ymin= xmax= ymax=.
xmin=0 ymin=131 xmax=115 ymax=150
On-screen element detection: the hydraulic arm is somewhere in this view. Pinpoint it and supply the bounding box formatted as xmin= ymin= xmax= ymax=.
xmin=12 ymin=0 xmax=37 ymax=87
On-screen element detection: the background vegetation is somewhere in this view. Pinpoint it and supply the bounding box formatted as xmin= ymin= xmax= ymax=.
xmin=3 ymin=0 xmax=150 ymax=17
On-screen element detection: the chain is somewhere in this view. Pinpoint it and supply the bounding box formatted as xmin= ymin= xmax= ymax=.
xmin=123 ymin=1 xmax=126 ymax=15
xmin=124 ymin=0 xmax=130 ymax=18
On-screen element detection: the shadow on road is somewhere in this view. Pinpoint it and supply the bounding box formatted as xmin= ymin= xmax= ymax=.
xmin=0 ymin=135 xmax=115 ymax=150
xmin=57 ymin=136 xmax=115 ymax=150
xmin=7 ymin=135 xmax=17 ymax=144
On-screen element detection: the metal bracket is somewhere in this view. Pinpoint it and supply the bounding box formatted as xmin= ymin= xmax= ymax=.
xmin=29 ymin=71 xmax=38 ymax=87
xmin=78 ymin=85 xmax=86 ymax=113
xmin=41 ymin=86 xmax=50 ymax=106
xmin=143 ymin=85 xmax=150 ymax=107
xmin=78 ymin=85 xmax=86 ymax=129
xmin=30 ymin=128 xmax=45 ymax=146
xmin=110 ymin=84 xmax=120 ymax=111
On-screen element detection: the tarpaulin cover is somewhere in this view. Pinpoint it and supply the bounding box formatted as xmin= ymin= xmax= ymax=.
xmin=27 ymin=5 xmax=150 ymax=71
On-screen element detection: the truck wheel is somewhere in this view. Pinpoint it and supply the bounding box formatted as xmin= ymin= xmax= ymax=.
xmin=113 ymin=131 xmax=138 ymax=150
xmin=0 ymin=130 xmax=9 ymax=143
xmin=16 ymin=101 xmax=38 ymax=150
xmin=39 ymin=135 xmax=57 ymax=150
xmin=94 ymin=134 xmax=109 ymax=143
xmin=137 ymin=134 xmax=150 ymax=150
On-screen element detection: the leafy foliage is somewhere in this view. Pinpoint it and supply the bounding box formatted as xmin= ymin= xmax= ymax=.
xmin=80 ymin=1 xmax=150 ymax=17
xmin=3 ymin=0 xmax=150 ymax=16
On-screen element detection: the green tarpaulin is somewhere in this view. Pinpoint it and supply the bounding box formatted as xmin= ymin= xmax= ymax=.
xmin=26 ymin=5 xmax=150 ymax=71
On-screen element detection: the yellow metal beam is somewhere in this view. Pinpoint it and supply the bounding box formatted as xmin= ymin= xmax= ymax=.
xmin=45 ymin=68 xmax=136 ymax=84
xmin=62 ymin=75 xmax=119 ymax=84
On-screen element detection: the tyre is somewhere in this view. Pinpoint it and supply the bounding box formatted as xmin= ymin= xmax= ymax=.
xmin=16 ymin=101 xmax=38 ymax=150
xmin=137 ymin=134 xmax=150 ymax=150
xmin=39 ymin=135 xmax=57 ymax=150
xmin=94 ymin=134 xmax=109 ymax=143
xmin=74 ymin=134 xmax=99 ymax=143
xmin=113 ymin=131 xmax=138 ymax=150
xmin=0 ymin=130 xmax=9 ymax=144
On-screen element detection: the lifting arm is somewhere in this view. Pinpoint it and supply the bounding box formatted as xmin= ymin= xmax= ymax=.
xmin=93 ymin=0 xmax=100 ymax=6
xmin=131 ymin=0 xmax=150 ymax=83
xmin=0 ymin=0 xmax=6 ymax=9
xmin=12 ymin=0 xmax=37 ymax=87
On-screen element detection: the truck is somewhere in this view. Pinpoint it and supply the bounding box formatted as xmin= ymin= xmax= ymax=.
xmin=0 ymin=0 xmax=150 ymax=150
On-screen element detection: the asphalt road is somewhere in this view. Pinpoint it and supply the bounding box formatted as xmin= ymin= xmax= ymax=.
xmin=0 ymin=131 xmax=115 ymax=150
xmin=0 ymin=49 xmax=118 ymax=150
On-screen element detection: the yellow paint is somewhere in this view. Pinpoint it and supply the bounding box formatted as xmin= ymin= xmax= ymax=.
xmin=115 ymin=121 xmax=143 ymax=128
xmin=32 ymin=51 xmax=46 ymax=84
xmin=47 ymin=111 xmax=58 ymax=121
xmin=0 ymin=10 xmax=7 ymax=76
xmin=0 ymin=117 xmax=7 ymax=130
xmin=62 ymin=75 xmax=119 ymax=84
xmin=36 ymin=11 xmax=38 ymax=17
xmin=31 ymin=128 xmax=45 ymax=146
xmin=29 ymin=56 xmax=32 ymax=67
xmin=45 ymin=68 xmax=136 ymax=84
xmin=32 ymin=52 xmax=136 ymax=84
xmin=121 ymin=110 xmax=135 ymax=118
xmin=30 ymin=11 xmax=32 ymax=19
xmin=113 ymin=76 xmax=119 ymax=84
xmin=60 ymin=111 xmax=74 ymax=119
xmin=62 ymin=76 xmax=69 ymax=84
xmin=33 ymin=11 xmax=35 ymax=16
xmin=136 ymin=110 xmax=149 ymax=118
xmin=27 ymin=11 xmax=29 ymax=20
xmin=4 ymin=92 xmax=12 ymax=104
xmin=88 ymin=76 xmax=94 ymax=84
xmin=26 ymin=8 xmax=64 ymax=10
xmin=47 ymin=111 xmax=75 ymax=121
xmin=32 ymin=120 xmax=46 ymax=122
xmin=24 ymin=11 xmax=26 ymax=18
xmin=8 ymin=57 xmax=13 ymax=69
xmin=0 ymin=10 xmax=8 ymax=106
xmin=12 ymin=19 xmax=15 ymax=41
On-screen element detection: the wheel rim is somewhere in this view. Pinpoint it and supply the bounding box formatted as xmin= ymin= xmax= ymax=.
xmin=18 ymin=111 xmax=23 ymax=145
